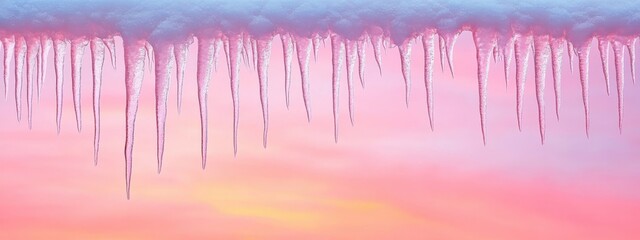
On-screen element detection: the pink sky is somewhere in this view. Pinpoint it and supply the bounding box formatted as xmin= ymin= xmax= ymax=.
xmin=1 ymin=32 xmax=640 ymax=239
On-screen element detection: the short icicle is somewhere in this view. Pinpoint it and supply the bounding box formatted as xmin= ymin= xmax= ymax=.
xmin=331 ymin=34 xmax=345 ymax=143
xmin=38 ymin=36 xmax=52 ymax=101
xmin=196 ymin=37 xmax=217 ymax=168
xmin=567 ymin=41 xmax=575 ymax=73
xmin=104 ymin=37 xmax=117 ymax=68
xmin=228 ymin=34 xmax=243 ymax=156
xmin=576 ymin=39 xmax=593 ymax=137
xmin=357 ymin=36 xmax=367 ymax=88
xmin=422 ymin=29 xmax=436 ymax=131
xmin=153 ymin=43 xmax=174 ymax=172
xmin=398 ymin=38 xmax=413 ymax=107
xmin=550 ymin=37 xmax=565 ymax=120
xmin=90 ymin=38 xmax=106 ymax=165
xmin=281 ymin=33 xmax=294 ymax=108
xmin=173 ymin=37 xmax=192 ymax=113
xmin=256 ymin=37 xmax=273 ymax=148
xmin=53 ymin=37 xmax=68 ymax=134
xmin=14 ymin=37 xmax=26 ymax=122
xmin=295 ymin=36 xmax=313 ymax=121
xmin=370 ymin=33 xmax=383 ymax=75
xmin=439 ymin=36 xmax=446 ymax=72
xmin=2 ymin=36 xmax=15 ymax=99
xmin=26 ymin=37 xmax=41 ymax=129
xmin=533 ymin=35 xmax=551 ymax=144
xmin=71 ymin=38 xmax=89 ymax=132
xmin=626 ymin=38 xmax=637 ymax=84
xmin=472 ymin=29 xmax=496 ymax=145
xmin=123 ymin=39 xmax=147 ymax=199
xmin=612 ymin=40 xmax=626 ymax=133
xmin=597 ymin=38 xmax=611 ymax=95
xmin=346 ymin=39 xmax=357 ymax=125
xmin=514 ymin=34 xmax=533 ymax=131
xmin=442 ymin=32 xmax=459 ymax=78
xmin=502 ymin=36 xmax=515 ymax=88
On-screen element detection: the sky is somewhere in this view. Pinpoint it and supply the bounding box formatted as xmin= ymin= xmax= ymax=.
xmin=1 ymin=32 xmax=640 ymax=239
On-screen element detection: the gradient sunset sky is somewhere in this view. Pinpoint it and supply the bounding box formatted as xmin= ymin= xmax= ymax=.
xmin=1 ymin=32 xmax=640 ymax=239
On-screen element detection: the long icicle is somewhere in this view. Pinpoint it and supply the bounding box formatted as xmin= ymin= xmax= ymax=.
xmin=533 ymin=35 xmax=550 ymax=144
xmin=597 ymin=38 xmax=611 ymax=95
xmin=422 ymin=30 xmax=436 ymax=131
xmin=71 ymin=38 xmax=89 ymax=132
xmin=473 ymin=29 xmax=496 ymax=145
xmin=514 ymin=34 xmax=533 ymax=131
xmin=54 ymin=37 xmax=67 ymax=134
xmin=256 ymin=37 xmax=273 ymax=148
xmin=173 ymin=37 xmax=192 ymax=113
xmin=281 ymin=33 xmax=294 ymax=108
xmin=295 ymin=36 xmax=313 ymax=121
xmin=550 ymin=37 xmax=565 ymax=120
xmin=576 ymin=39 xmax=593 ymax=137
xmin=331 ymin=34 xmax=345 ymax=143
xmin=228 ymin=34 xmax=243 ymax=156
xmin=398 ymin=38 xmax=413 ymax=107
xmin=626 ymin=38 xmax=636 ymax=84
xmin=612 ymin=40 xmax=625 ymax=133
xmin=26 ymin=37 xmax=40 ymax=129
xmin=196 ymin=37 xmax=217 ymax=168
xmin=90 ymin=38 xmax=106 ymax=165
xmin=2 ymin=36 xmax=15 ymax=100
xmin=14 ymin=37 xmax=26 ymax=122
xmin=153 ymin=43 xmax=174 ymax=173
xmin=123 ymin=39 xmax=147 ymax=199
xmin=346 ymin=39 xmax=357 ymax=125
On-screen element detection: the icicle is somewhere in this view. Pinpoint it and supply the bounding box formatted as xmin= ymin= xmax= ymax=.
xmin=53 ymin=38 xmax=67 ymax=134
xmin=312 ymin=34 xmax=321 ymax=62
xmin=153 ymin=43 xmax=174 ymax=173
xmin=472 ymin=29 xmax=496 ymax=145
xmin=502 ymin=36 xmax=515 ymax=88
xmin=576 ymin=39 xmax=593 ymax=137
xmin=14 ymin=37 xmax=26 ymax=122
xmin=228 ymin=34 xmax=243 ymax=156
xmin=251 ymin=39 xmax=258 ymax=69
xmin=123 ymin=39 xmax=147 ymax=199
xmin=256 ymin=37 xmax=273 ymax=148
xmin=104 ymin=36 xmax=116 ymax=68
xmin=514 ymin=34 xmax=533 ymax=131
xmin=550 ymin=37 xmax=565 ymax=120
xmin=331 ymin=35 xmax=345 ymax=143
xmin=2 ymin=36 xmax=15 ymax=99
xmin=357 ymin=35 xmax=367 ymax=88
xmin=196 ymin=37 xmax=217 ymax=168
xmin=439 ymin=36 xmax=446 ymax=72
xmin=567 ymin=41 xmax=575 ymax=73
xmin=90 ymin=38 xmax=106 ymax=165
xmin=145 ymin=42 xmax=154 ymax=73
xmin=214 ymin=38 xmax=223 ymax=71
xmin=281 ymin=33 xmax=294 ymax=108
xmin=295 ymin=36 xmax=313 ymax=121
xmin=370 ymin=33 xmax=383 ymax=75
xmin=26 ymin=37 xmax=41 ymax=129
xmin=597 ymin=38 xmax=611 ymax=95
xmin=71 ymin=38 xmax=89 ymax=132
xmin=346 ymin=39 xmax=357 ymax=125
xmin=612 ymin=40 xmax=625 ymax=133
xmin=422 ymin=29 xmax=436 ymax=131
xmin=398 ymin=38 xmax=413 ymax=107
xmin=442 ymin=32 xmax=459 ymax=78
xmin=533 ymin=35 xmax=550 ymax=144
xmin=626 ymin=38 xmax=636 ymax=84
xmin=173 ymin=37 xmax=192 ymax=113
xmin=38 ymin=36 xmax=52 ymax=101
xmin=242 ymin=34 xmax=252 ymax=68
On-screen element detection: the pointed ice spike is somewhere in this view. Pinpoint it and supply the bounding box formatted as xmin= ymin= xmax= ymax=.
xmin=228 ymin=34 xmax=243 ymax=156
xmin=38 ymin=36 xmax=52 ymax=101
xmin=123 ymin=39 xmax=147 ymax=199
xmin=26 ymin=37 xmax=41 ymax=129
xmin=443 ymin=33 xmax=459 ymax=78
xmin=567 ymin=41 xmax=575 ymax=73
xmin=295 ymin=36 xmax=313 ymax=121
xmin=346 ymin=39 xmax=357 ymax=125
xmin=71 ymin=38 xmax=88 ymax=132
xmin=90 ymin=38 xmax=106 ymax=165
xmin=14 ymin=37 xmax=26 ymax=122
xmin=597 ymin=38 xmax=611 ymax=95
xmin=533 ymin=35 xmax=550 ymax=144
xmin=104 ymin=37 xmax=117 ymax=69
xmin=576 ymin=39 xmax=593 ymax=137
xmin=153 ymin=44 xmax=174 ymax=173
xmin=503 ymin=36 xmax=515 ymax=88
xmin=612 ymin=40 xmax=625 ymax=133
xmin=550 ymin=38 xmax=565 ymax=120
xmin=53 ymin=38 xmax=68 ymax=134
xmin=514 ymin=34 xmax=533 ymax=131
xmin=281 ymin=33 xmax=294 ymax=108
xmin=626 ymin=38 xmax=636 ymax=84
xmin=439 ymin=36 xmax=446 ymax=72
xmin=256 ymin=37 xmax=273 ymax=148
xmin=2 ymin=36 xmax=15 ymax=99
xmin=357 ymin=36 xmax=367 ymax=88
xmin=196 ymin=37 xmax=217 ymax=168
xmin=473 ymin=29 xmax=496 ymax=145
xmin=331 ymin=35 xmax=345 ymax=143
xmin=370 ymin=33 xmax=383 ymax=75
xmin=173 ymin=37 xmax=192 ymax=113
xmin=422 ymin=30 xmax=436 ymax=131
xmin=398 ymin=39 xmax=413 ymax=107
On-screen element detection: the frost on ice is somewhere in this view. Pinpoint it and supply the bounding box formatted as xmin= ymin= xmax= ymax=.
xmin=1 ymin=0 xmax=640 ymax=198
